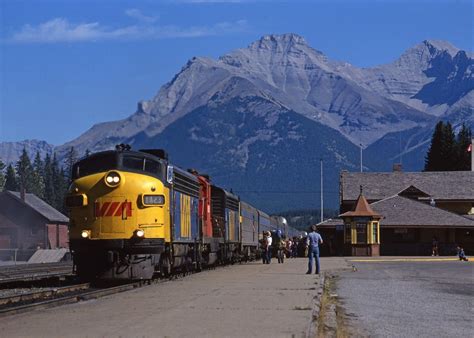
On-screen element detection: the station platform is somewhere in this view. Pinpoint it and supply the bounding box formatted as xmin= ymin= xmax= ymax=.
xmin=0 ymin=257 xmax=349 ymax=337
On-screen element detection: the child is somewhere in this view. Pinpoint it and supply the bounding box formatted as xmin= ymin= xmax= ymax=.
xmin=457 ymin=245 xmax=469 ymax=261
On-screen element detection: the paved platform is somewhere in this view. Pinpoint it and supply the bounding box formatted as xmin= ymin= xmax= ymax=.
xmin=336 ymin=260 xmax=474 ymax=336
xmin=0 ymin=257 xmax=349 ymax=338
xmin=348 ymin=256 xmax=471 ymax=263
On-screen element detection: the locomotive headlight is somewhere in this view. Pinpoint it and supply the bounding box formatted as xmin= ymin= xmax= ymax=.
xmin=104 ymin=171 xmax=121 ymax=187
xmin=81 ymin=230 xmax=91 ymax=239
xmin=136 ymin=229 xmax=145 ymax=238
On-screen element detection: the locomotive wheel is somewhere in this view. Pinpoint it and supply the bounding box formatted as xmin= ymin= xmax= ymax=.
xmin=160 ymin=255 xmax=172 ymax=278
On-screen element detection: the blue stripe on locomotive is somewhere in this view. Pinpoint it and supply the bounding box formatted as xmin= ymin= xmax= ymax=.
xmin=173 ymin=191 xmax=199 ymax=242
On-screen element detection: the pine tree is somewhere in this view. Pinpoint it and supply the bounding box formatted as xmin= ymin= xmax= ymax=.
xmin=440 ymin=122 xmax=456 ymax=170
xmin=50 ymin=153 xmax=68 ymax=212
xmin=0 ymin=158 xmax=5 ymax=191
xmin=65 ymin=147 xmax=78 ymax=184
xmin=31 ymin=151 xmax=45 ymax=198
xmin=43 ymin=153 xmax=55 ymax=206
xmin=56 ymin=167 xmax=69 ymax=213
xmin=51 ymin=153 xmax=61 ymax=210
xmin=425 ymin=121 xmax=445 ymax=171
xmin=4 ymin=164 xmax=18 ymax=191
xmin=15 ymin=148 xmax=34 ymax=193
xmin=455 ymin=124 xmax=472 ymax=170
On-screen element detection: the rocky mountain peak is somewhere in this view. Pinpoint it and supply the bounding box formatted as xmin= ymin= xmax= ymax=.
xmin=248 ymin=33 xmax=308 ymax=50
xmin=421 ymin=39 xmax=460 ymax=57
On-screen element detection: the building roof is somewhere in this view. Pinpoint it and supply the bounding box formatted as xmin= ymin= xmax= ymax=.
xmin=371 ymin=195 xmax=474 ymax=228
xmin=341 ymin=171 xmax=474 ymax=201
xmin=340 ymin=191 xmax=381 ymax=218
xmin=316 ymin=218 xmax=344 ymax=228
xmin=5 ymin=191 xmax=69 ymax=224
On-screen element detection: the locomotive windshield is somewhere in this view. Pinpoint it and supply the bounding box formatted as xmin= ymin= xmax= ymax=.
xmin=122 ymin=155 xmax=163 ymax=177
xmin=72 ymin=151 xmax=164 ymax=180
xmin=72 ymin=153 xmax=117 ymax=179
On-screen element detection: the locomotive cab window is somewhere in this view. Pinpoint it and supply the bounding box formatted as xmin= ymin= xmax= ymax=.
xmin=122 ymin=156 xmax=145 ymax=171
xmin=144 ymin=158 xmax=162 ymax=175
xmin=73 ymin=153 xmax=117 ymax=179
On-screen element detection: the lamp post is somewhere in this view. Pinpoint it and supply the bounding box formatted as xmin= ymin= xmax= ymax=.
xmin=320 ymin=158 xmax=323 ymax=223
xmin=360 ymin=144 xmax=363 ymax=172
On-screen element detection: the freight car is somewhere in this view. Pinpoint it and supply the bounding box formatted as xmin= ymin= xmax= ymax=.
xmin=66 ymin=147 xmax=298 ymax=280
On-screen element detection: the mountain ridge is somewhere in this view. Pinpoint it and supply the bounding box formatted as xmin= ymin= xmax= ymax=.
xmin=1 ymin=34 xmax=472 ymax=210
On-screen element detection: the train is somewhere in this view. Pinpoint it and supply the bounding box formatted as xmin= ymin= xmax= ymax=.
xmin=65 ymin=145 xmax=301 ymax=280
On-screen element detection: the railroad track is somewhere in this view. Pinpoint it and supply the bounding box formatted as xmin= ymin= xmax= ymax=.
xmin=0 ymin=268 xmax=201 ymax=317
xmin=0 ymin=281 xmax=143 ymax=317
xmin=0 ymin=262 xmax=74 ymax=285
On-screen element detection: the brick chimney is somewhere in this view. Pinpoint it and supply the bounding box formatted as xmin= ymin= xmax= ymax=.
xmin=392 ymin=163 xmax=402 ymax=172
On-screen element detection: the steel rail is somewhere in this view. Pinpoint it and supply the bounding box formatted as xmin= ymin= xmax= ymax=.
xmin=0 ymin=282 xmax=141 ymax=317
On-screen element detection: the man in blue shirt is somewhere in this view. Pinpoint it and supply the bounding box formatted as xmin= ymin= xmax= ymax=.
xmin=306 ymin=225 xmax=323 ymax=274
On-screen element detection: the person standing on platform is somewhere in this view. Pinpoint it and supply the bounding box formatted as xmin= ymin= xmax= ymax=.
xmin=266 ymin=231 xmax=273 ymax=264
xmin=306 ymin=225 xmax=323 ymax=274
xmin=261 ymin=231 xmax=268 ymax=264
xmin=432 ymin=236 xmax=439 ymax=256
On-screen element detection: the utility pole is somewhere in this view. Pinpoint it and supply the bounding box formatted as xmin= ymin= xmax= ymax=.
xmin=320 ymin=158 xmax=323 ymax=223
xmin=360 ymin=143 xmax=363 ymax=172
xmin=471 ymin=138 xmax=473 ymax=171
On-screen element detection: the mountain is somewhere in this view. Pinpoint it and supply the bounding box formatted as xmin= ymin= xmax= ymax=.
xmin=0 ymin=140 xmax=54 ymax=164
xmin=1 ymin=34 xmax=472 ymax=211
xmin=127 ymin=95 xmax=361 ymax=211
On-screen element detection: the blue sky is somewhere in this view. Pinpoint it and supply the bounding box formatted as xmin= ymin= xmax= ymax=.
xmin=1 ymin=0 xmax=472 ymax=145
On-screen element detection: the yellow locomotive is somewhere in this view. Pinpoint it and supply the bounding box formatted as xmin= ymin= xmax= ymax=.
xmin=66 ymin=145 xmax=299 ymax=280
xmin=66 ymin=146 xmax=200 ymax=279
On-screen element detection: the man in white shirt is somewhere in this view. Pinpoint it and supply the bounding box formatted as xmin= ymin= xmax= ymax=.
xmin=266 ymin=231 xmax=272 ymax=264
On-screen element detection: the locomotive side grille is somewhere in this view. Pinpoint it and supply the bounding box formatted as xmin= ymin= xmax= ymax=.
xmin=225 ymin=197 xmax=239 ymax=211
xmin=173 ymin=172 xmax=200 ymax=197
xmin=211 ymin=194 xmax=224 ymax=217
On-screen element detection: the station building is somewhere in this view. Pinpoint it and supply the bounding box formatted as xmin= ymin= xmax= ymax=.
xmin=318 ymin=170 xmax=474 ymax=256
xmin=0 ymin=191 xmax=69 ymax=260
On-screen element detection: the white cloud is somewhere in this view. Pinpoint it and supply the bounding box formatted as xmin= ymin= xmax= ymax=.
xmin=125 ymin=9 xmax=158 ymax=23
xmin=8 ymin=18 xmax=249 ymax=43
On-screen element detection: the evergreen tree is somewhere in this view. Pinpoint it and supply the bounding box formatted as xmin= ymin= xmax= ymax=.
xmin=455 ymin=124 xmax=472 ymax=170
xmin=65 ymin=147 xmax=78 ymax=184
xmin=0 ymin=158 xmax=5 ymax=191
xmin=4 ymin=164 xmax=18 ymax=191
xmin=51 ymin=153 xmax=60 ymax=209
xmin=55 ymin=167 xmax=69 ymax=213
xmin=31 ymin=151 xmax=45 ymax=198
xmin=50 ymin=153 xmax=68 ymax=212
xmin=440 ymin=122 xmax=456 ymax=170
xmin=15 ymin=148 xmax=34 ymax=193
xmin=43 ymin=153 xmax=55 ymax=206
xmin=425 ymin=121 xmax=472 ymax=171
xmin=425 ymin=121 xmax=445 ymax=171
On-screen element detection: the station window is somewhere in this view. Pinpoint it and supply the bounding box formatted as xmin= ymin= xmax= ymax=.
xmin=372 ymin=222 xmax=379 ymax=244
xmin=344 ymin=224 xmax=352 ymax=243
xmin=356 ymin=223 xmax=366 ymax=244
